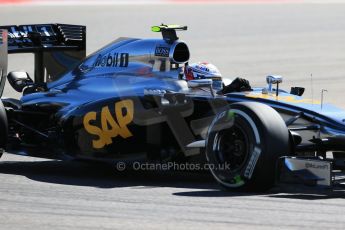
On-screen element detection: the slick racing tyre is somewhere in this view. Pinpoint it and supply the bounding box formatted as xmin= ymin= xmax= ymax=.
xmin=0 ymin=100 xmax=7 ymax=158
xmin=206 ymin=102 xmax=290 ymax=192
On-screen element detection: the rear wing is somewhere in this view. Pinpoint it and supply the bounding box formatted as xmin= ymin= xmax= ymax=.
xmin=0 ymin=24 xmax=86 ymax=95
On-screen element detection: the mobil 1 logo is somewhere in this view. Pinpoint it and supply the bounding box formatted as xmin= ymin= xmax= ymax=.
xmin=94 ymin=52 xmax=129 ymax=68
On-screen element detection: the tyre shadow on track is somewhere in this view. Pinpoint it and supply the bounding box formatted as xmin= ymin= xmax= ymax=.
xmin=1 ymin=159 xmax=345 ymax=200
xmin=0 ymin=159 xmax=218 ymax=190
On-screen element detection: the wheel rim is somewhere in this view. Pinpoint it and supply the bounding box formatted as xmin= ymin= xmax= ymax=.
xmin=214 ymin=125 xmax=250 ymax=173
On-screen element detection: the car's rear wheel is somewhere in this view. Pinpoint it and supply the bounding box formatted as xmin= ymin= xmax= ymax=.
xmin=206 ymin=102 xmax=290 ymax=192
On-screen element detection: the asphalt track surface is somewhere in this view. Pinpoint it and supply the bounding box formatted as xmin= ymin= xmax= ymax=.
xmin=1 ymin=3 xmax=345 ymax=230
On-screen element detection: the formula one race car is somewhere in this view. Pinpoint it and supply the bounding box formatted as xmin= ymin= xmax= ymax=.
xmin=0 ymin=24 xmax=344 ymax=191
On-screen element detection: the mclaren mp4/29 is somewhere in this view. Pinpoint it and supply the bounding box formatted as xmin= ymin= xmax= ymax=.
xmin=0 ymin=24 xmax=344 ymax=191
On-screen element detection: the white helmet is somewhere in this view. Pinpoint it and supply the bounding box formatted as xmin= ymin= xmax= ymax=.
xmin=184 ymin=62 xmax=223 ymax=90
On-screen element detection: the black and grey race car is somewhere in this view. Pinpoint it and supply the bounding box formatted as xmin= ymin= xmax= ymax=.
xmin=0 ymin=24 xmax=344 ymax=191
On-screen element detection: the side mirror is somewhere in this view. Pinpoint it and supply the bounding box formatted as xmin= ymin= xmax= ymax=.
xmin=266 ymin=75 xmax=283 ymax=85
xmin=7 ymin=71 xmax=33 ymax=92
xmin=266 ymin=75 xmax=283 ymax=96
xmin=187 ymin=79 xmax=212 ymax=88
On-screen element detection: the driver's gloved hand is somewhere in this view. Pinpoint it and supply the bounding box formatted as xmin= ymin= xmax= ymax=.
xmin=219 ymin=77 xmax=252 ymax=94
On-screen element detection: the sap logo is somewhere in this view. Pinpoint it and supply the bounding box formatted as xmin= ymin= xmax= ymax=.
xmin=83 ymin=99 xmax=134 ymax=149
xmin=155 ymin=46 xmax=170 ymax=57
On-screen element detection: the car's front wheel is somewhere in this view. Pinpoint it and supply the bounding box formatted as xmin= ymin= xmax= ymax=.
xmin=206 ymin=102 xmax=290 ymax=192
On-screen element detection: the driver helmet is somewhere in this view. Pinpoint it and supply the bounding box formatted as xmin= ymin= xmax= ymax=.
xmin=184 ymin=62 xmax=223 ymax=91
